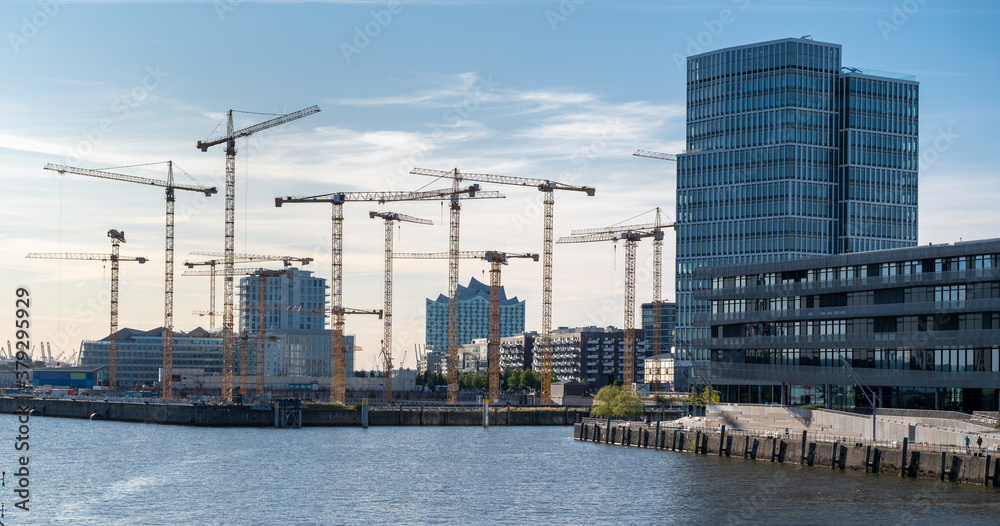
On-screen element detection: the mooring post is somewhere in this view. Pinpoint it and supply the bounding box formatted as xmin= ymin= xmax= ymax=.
xmin=900 ymin=437 xmax=909 ymax=477
xmin=872 ymin=448 xmax=882 ymax=473
xmin=483 ymin=400 xmax=489 ymax=429
xmin=865 ymin=445 xmax=872 ymax=472
xmin=361 ymin=398 xmax=369 ymax=429
xmin=770 ymin=437 xmax=777 ymax=462
xmin=655 ymin=421 xmax=661 ymax=450
xmin=744 ymin=436 xmax=750 ymax=459
xmin=940 ymin=451 xmax=947 ymax=481
xmin=801 ymin=430 xmax=807 ymax=464
xmin=695 ymin=430 xmax=702 ymax=454
xmin=831 ymin=441 xmax=839 ymax=469
xmin=985 ymin=454 xmax=992 ymax=486
xmin=719 ymin=425 xmax=726 ymax=456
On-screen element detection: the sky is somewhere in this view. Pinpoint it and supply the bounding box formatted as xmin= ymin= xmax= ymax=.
xmin=1 ymin=0 xmax=998 ymax=370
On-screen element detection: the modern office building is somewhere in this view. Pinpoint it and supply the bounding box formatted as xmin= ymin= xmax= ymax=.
xmin=500 ymin=332 xmax=535 ymax=371
xmin=693 ymin=239 xmax=1000 ymax=411
xmin=236 ymin=267 xmax=354 ymax=378
xmin=81 ymin=327 xmax=223 ymax=388
xmin=238 ymin=267 xmax=326 ymax=332
xmin=457 ymin=339 xmax=488 ymax=373
xmin=641 ymin=301 xmax=678 ymax=353
xmin=643 ymin=355 xmax=677 ymax=391
xmin=676 ymin=37 xmax=919 ymax=376
xmin=501 ymin=326 xmax=648 ymax=387
xmin=425 ymin=277 xmax=526 ymax=353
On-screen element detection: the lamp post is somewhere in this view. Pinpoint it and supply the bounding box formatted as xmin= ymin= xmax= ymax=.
xmin=838 ymin=352 xmax=878 ymax=443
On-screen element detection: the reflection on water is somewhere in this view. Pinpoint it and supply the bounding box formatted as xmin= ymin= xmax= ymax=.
xmin=9 ymin=415 xmax=999 ymax=525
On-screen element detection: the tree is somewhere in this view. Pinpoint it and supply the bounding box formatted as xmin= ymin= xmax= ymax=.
xmin=591 ymin=384 xmax=643 ymax=419
xmin=506 ymin=369 xmax=522 ymax=391
xmin=685 ymin=386 xmax=721 ymax=408
xmin=519 ymin=369 xmax=540 ymax=390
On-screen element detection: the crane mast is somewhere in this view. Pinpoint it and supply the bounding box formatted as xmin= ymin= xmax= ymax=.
xmin=558 ymin=222 xmax=667 ymax=388
xmin=42 ymin=162 xmax=216 ymax=399
xmin=369 ymin=211 xmax=433 ymax=404
xmin=275 ymin=186 xmax=503 ymax=405
xmin=410 ymin=168 xmax=594 ymax=405
xmin=26 ymin=230 xmax=147 ymax=390
xmin=196 ymin=105 xmax=320 ymax=401
xmin=395 ymin=251 xmax=538 ymax=404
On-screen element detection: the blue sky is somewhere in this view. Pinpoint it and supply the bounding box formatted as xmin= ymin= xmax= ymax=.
xmin=2 ymin=0 xmax=998 ymax=369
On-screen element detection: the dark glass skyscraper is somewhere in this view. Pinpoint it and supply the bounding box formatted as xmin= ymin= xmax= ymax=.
xmin=675 ymin=37 xmax=918 ymax=365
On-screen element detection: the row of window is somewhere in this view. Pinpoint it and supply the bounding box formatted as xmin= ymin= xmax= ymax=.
xmin=715 ymin=312 xmax=1000 ymax=337
xmin=713 ymin=254 xmax=999 ymax=289
xmin=728 ymin=347 xmax=1000 ymax=373
xmin=689 ymin=41 xmax=841 ymax=84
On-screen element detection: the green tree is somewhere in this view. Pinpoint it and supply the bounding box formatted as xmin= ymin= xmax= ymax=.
xmin=506 ymin=369 xmax=522 ymax=391
xmin=519 ymin=369 xmax=540 ymax=390
xmin=590 ymin=384 xmax=643 ymax=419
xmin=685 ymin=387 xmax=721 ymax=408
xmin=472 ymin=372 xmax=486 ymax=390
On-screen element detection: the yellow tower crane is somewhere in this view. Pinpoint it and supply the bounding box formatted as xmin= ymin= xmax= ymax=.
xmin=42 ymin=162 xmax=216 ymax=399
xmin=394 ymin=251 xmax=538 ymax=404
xmin=275 ymin=186 xmax=504 ymax=404
xmin=569 ymin=209 xmax=675 ymax=356
xmin=410 ymin=168 xmax=595 ymax=405
xmin=26 ymin=229 xmax=148 ymax=390
xmin=558 ymin=215 xmax=673 ymax=387
xmin=196 ymin=105 xmax=320 ymax=401
xmin=183 ymin=253 xmax=313 ymax=328
xmin=368 ymin=211 xmax=433 ymax=404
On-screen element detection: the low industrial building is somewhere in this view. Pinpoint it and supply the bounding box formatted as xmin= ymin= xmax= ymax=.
xmin=32 ymin=365 xmax=108 ymax=390
xmin=694 ymin=238 xmax=1000 ymax=412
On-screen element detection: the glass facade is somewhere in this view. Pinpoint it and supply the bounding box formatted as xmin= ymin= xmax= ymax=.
xmin=641 ymin=301 xmax=677 ymax=353
xmin=694 ymin=240 xmax=1000 ymax=411
xmin=425 ymin=277 xmax=525 ymax=353
xmin=676 ymin=38 xmax=919 ymax=368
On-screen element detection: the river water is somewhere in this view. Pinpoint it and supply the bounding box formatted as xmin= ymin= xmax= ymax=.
xmin=4 ymin=415 xmax=999 ymax=525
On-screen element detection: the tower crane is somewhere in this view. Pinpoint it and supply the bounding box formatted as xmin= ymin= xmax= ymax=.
xmin=196 ymin=105 xmax=321 ymax=401
xmin=410 ymin=168 xmax=594 ymax=405
xmin=570 ymin=208 xmax=675 ymax=357
xmin=558 ymin=217 xmax=671 ymax=387
xmin=26 ymin=229 xmax=148 ymax=390
xmin=395 ymin=251 xmax=538 ymax=404
xmin=42 ymin=162 xmax=216 ymax=399
xmin=274 ymin=186 xmax=504 ymax=405
xmin=183 ymin=253 xmax=313 ymax=328
xmin=368 ymin=211 xmax=433 ymax=404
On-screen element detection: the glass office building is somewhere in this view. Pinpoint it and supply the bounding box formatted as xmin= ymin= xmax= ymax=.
xmin=693 ymin=239 xmax=1000 ymax=411
xmin=676 ymin=38 xmax=919 ymax=370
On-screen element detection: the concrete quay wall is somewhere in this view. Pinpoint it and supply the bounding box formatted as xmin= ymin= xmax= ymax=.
xmin=0 ymin=397 xmax=586 ymax=427
xmin=706 ymin=404 xmax=1000 ymax=450
xmin=574 ymin=421 xmax=1000 ymax=487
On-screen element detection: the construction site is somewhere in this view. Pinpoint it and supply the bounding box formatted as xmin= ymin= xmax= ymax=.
xmin=10 ymin=106 xmax=679 ymax=412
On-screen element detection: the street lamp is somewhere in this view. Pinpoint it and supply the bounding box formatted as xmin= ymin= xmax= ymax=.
xmin=838 ymin=352 xmax=878 ymax=443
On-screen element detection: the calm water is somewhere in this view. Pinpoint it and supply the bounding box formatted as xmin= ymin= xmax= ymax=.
xmin=5 ymin=415 xmax=999 ymax=525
